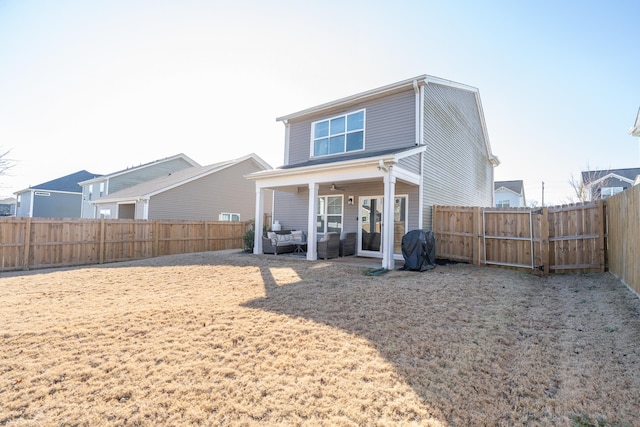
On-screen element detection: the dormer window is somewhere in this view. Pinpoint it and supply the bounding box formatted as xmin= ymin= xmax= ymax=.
xmin=312 ymin=109 xmax=365 ymax=157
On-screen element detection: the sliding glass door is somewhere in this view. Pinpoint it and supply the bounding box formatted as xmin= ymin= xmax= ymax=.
xmin=359 ymin=196 xmax=407 ymax=255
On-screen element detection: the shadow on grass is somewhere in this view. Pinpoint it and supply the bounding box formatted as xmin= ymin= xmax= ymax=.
xmin=242 ymin=257 xmax=532 ymax=425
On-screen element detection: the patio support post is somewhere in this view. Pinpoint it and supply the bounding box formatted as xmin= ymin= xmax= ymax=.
xmin=253 ymin=186 xmax=265 ymax=254
xmin=306 ymin=182 xmax=319 ymax=260
xmin=382 ymin=172 xmax=396 ymax=270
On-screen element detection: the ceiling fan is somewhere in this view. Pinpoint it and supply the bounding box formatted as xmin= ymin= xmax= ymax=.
xmin=329 ymin=183 xmax=347 ymax=191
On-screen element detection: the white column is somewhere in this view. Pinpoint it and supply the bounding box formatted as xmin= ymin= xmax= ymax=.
xmin=382 ymin=172 xmax=396 ymax=270
xmin=306 ymin=182 xmax=318 ymax=260
xmin=253 ymin=187 xmax=264 ymax=254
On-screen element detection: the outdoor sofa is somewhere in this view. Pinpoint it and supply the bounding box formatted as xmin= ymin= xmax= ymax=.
xmin=262 ymin=230 xmax=306 ymax=255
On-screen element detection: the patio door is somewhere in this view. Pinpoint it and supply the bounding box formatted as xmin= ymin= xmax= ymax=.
xmin=359 ymin=196 xmax=407 ymax=255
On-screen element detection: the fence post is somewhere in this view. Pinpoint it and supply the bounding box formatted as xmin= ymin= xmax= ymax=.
xmin=153 ymin=220 xmax=159 ymax=258
xmin=597 ymin=199 xmax=606 ymax=272
xmin=472 ymin=207 xmax=482 ymax=265
xmin=99 ymin=219 xmax=106 ymax=264
xmin=22 ymin=217 xmax=32 ymax=271
xmin=203 ymin=221 xmax=208 ymax=252
xmin=540 ymin=207 xmax=549 ymax=275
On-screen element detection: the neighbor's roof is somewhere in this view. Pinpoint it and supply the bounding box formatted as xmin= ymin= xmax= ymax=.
xmin=15 ymin=170 xmax=102 ymax=194
xmin=78 ymin=153 xmax=200 ymax=185
xmin=582 ymin=167 xmax=640 ymax=184
xmin=494 ymin=180 xmax=524 ymax=194
xmin=91 ymin=153 xmax=271 ymax=204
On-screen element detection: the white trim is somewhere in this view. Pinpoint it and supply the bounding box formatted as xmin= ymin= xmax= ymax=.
xmin=588 ymin=172 xmax=635 ymax=188
xmin=283 ymin=120 xmax=290 ymax=165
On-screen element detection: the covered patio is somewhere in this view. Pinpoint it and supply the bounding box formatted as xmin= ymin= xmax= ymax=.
xmin=247 ymin=147 xmax=425 ymax=270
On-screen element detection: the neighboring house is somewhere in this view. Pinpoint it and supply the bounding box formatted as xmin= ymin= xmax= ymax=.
xmin=582 ymin=167 xmax=640 ymax=200
xmin=0 ymin=197 xmax=16 ymax=216
xmin=14 ymin=170 xmax=102 ymax=218
xmin=89 ymin=153 xmax=272 ymax=220
xmin=79 ymin=153 xmax=199 ymax=218
xmin=494 ymin=180 xmax=526 ymax=207
xmin=248 ymin=74 xmax=500 ymax=269
xmin=630 ymin=107 xmax=640 ymax=137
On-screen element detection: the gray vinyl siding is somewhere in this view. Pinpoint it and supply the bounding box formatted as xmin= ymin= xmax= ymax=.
xmin=397 ymin=153 xmax=421 ymax=175
xmin=16 ymin=192 xmax=31 ymax=217
xmin=421 ymin=83 xmax=494 ymax=229
xmin=109 ymin=158 xmax=195 ymax=194
xmin=286 ymin=90 xmax=416 ymax=166
xmin=32 ymin=192 xmax=82 ymax=218
xmin=148 ymin=159 xmax=268 ymax=221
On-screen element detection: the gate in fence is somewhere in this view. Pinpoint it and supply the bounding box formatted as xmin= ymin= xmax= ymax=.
xmin=433 ymin=202 xmax=606 ymax=274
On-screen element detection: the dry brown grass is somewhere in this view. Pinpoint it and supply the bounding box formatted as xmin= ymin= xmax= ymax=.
xmin=1 ymin=250 xmax=639 ymax=426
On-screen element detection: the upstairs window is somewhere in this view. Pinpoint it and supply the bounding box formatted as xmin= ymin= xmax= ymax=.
xmin=312 ymin=110 xmax=365 ymax=157
xmin=496 ymin=200 xmax=510 ymax=208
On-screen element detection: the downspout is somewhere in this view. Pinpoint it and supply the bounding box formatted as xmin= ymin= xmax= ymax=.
xmin=418 ymin=82 xmax=425 ymax=228
xmin=282 ymin=119 xmax=290 ymax=166
xmin=413 ymin=80 xmax=420 ymax=146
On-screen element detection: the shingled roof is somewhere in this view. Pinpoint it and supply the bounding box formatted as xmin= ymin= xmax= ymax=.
xmin=29 ymin=170 xmax=102 ymax=193
xmin=494 ymin=180 xmax=524 ymax=194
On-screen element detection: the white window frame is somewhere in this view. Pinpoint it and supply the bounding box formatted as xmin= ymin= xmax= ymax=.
xmin=601 ymin=187 xmax=623 ymax=198
xmin=99 ymin=208 xmax=111 ymax=218
xmin=316 ymin=195 xmax=343 ymax=235
xmin=310 ymin=109 xmax=366 ymax=158
xmin=219 ymin=212 xmax=241 ymax=222
xmin=496 ymin=200 xmax=510 ymax=208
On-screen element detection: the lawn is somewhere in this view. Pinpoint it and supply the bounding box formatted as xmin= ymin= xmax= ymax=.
xmin=1 ymin=250 xmax=639 ymax=426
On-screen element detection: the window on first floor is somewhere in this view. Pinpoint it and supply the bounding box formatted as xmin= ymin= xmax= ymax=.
xmin=312 ymin=110 xmax=365 ymax=157
xmin=496 ymin=200 xmax=510 ymax=208
xmin=600 ymin=187 xmax=624 ymax=198
xmin=99 ymin=209 xmax=111 ymax=218
xmin=219 ymin=212 xmax=240 ymax=222
xmin=316 ymin=195 xmax=343 ymax=234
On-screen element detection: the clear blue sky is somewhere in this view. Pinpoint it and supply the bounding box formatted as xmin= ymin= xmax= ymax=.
xmin=1 ymin=0 xmax=638 ymax=205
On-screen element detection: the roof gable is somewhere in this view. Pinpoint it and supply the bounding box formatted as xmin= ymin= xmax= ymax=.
xmin=582 ymin=168 xmax=640 ymax=186
xmin=494 ymin=180 xmax=524 ymax=194
xmin=92 ymin=153 xmax=270 ymax=203
xmin=78 ymin=153 xmax=200 ymax=185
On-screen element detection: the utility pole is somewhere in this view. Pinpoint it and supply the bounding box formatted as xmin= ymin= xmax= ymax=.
xmin=541 ymin=181 xmax=545 ymax=207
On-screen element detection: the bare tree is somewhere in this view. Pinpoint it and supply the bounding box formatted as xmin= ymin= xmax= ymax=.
xmin=0 ymin=149 xmax=15 ymax=176
xmin=567 ymin=167 xmax=606 ymax=203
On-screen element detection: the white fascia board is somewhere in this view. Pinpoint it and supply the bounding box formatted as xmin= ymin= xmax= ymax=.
xmin=630 ymin=126 xmax=640 ymax=137
xmin=246 ymin=152 xmax=400 ymax=182
xmin=495 ymin=187 xmax=521 ymax=197
xmin=588 ymin=173 xmax=635 ymax=187
xmin=393 ymin=167 xmax=421 ymax=185
xmin=393 ymin=145 xmax=426 ymax=161
xmin=80 ymin=153 xmax=200 ymax=184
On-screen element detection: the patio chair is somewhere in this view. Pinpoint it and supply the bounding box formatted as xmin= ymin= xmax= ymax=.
xmin=339 ymin=232 xmax=357 ymax=257
xmin=317 ymin=232 xmax=339 ymax=260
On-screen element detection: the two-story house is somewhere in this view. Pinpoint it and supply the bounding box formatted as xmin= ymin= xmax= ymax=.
xmin=582 ymin=167 xmax=640 ymax=200
xmin=79 ymin=153 xmax=199 ymax=218
xmin=15 ymin=170 xmax=101 ymax=218
xmin=248 ymin=75 xmax=499 ymax=269
xmin=494 ymin=180 xmax=526 ymax=207
xmin=89 ymin=153 xmax=272 ymax=221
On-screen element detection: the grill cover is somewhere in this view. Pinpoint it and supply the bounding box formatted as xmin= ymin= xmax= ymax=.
xmin=400 ymin=229 xmax=436 ymax=271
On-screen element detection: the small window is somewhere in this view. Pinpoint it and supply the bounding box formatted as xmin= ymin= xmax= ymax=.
xmin=311 ymin=110 xmax=365 ymax=158
xmin=600 ymin=187 xmax=623 ymax=198
xmin=99 ymin=182 xmax=105 ymax=197
xmin=219 ymin=213 xmax=240 ymax=222
xmin=99 ymin=209 xmax=111 ymax=218
xmin=496 ymin=200 xmax=510 ymax=208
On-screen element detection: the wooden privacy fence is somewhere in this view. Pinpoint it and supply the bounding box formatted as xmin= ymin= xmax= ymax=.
xmin=0 ymin=217 xmax=251 ymax=271
xmin=433 ymin=201 xmax=606 ymax=274
xmin=606 ymin=185 xmax=640 ymax=295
